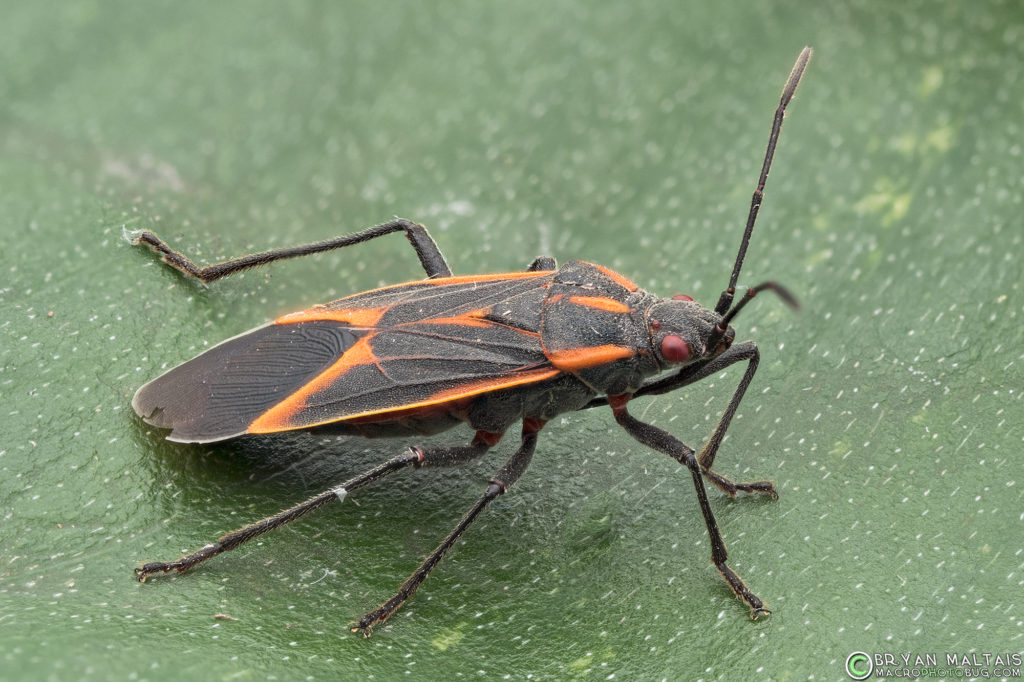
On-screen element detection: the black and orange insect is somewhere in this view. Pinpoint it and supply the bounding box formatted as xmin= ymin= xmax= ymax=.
xmin=130 ymin=47 xmax=811 ymax=635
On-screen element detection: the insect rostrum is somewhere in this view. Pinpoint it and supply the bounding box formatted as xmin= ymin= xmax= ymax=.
xmin=131 ymin=47 xmax=811 ymax=636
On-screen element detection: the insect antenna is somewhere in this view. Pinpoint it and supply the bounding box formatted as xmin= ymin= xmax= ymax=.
xmin=706 ymin=280 xmax=799 ymax=352
xmin=714 ymin=46 xmax=812 ymax=317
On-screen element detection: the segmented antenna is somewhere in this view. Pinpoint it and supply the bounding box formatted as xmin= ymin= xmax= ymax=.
xmin=713 ymin=46 xmax=812 ymax=317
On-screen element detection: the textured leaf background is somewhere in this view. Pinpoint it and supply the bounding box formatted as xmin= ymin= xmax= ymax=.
xmin=1 ymin=2 xmax=1021 ymax=680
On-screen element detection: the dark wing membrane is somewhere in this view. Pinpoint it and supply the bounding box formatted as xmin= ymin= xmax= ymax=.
xmin=133 ymin=321 xmax=365 ymax=442
xmin=134 ymin=271 xmax=556 ymax=442
xmin=248 ymin=272 xmax=556 ymax=433
xmin=327 ymin=270 xmax=552 ymax=311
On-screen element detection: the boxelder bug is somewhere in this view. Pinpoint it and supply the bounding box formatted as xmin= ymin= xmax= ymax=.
xmin=130 ymin=47 xmax=811 ymax=635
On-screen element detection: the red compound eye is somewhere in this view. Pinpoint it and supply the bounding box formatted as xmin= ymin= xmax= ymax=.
xmin=660 ymin=334 xmax=691 ymax=363
xmin=672 ymin=294 xmax=694 ymax=302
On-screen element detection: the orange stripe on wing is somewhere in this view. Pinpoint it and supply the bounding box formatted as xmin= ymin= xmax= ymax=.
xmin=247 ymin=335 xmax=380 ymax=433
xmin=421 ymin=271 xmax=555 ymax=285
xmin=276 ymin=271 xmax=554 ymax=325
xmin=275 ymin=306 xmax=387 ymax=327
xmin=567 ymin=296 xmax=631 ymax=313
xmin=248 ymin=364 xmax=562 ymax=434
xmin=590 ymin=264 xmax=638 ymax=292
xmin=332 ymin=270 xmax=554 ymax=302
xmin=396 ymin=307 xmax=542 ymax=337
xmin=425 ymin=366 xmax=561 ymax=402
xmin=400 ymin=308 xmax=494 ymax=329
xmin=547 ymin=344 xmax=635 ymax=372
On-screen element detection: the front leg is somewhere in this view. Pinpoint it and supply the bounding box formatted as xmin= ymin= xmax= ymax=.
xmin=688 ymin=343 xmax=776 ymax=498
xmin=584 ymin=342 xmax=776 ymax=498
xmin=607 ymin=395 xmax=770 ymax=619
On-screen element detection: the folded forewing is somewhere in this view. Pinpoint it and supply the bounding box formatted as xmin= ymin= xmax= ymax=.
xmin=133 ymin=271 xmax=557 ymax=443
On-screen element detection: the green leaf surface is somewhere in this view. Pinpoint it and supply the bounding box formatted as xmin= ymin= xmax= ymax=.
xmin=2 ymin=1 xmax=1021 ymax=680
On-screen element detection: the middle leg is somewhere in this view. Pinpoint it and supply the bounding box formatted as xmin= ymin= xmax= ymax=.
xmin=353 ymin=418 xmax=544 ymax=636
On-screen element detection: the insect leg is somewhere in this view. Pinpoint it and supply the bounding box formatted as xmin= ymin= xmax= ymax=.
xmin=583 ymin=343 xmax=775 ymax=498
xmin=525 ymin=256 xmax=557 ymax=271
xmin=352 ymin=419 xmax=543 ymax=636
xmin=689 ymin=344 xmax=776 ymax=498
xmin=129 ymin=217 xmax=452 ymax=283
xmin=135 ymin=435 xmax=499 ymax=582
xmin=607 ymin=397 xmax=769 ymax=619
